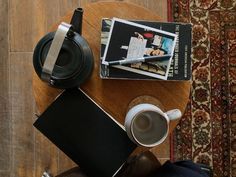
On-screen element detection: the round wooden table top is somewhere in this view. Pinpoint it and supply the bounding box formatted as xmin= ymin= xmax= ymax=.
xmin=33 ymin=1 xmax=190 ymax=133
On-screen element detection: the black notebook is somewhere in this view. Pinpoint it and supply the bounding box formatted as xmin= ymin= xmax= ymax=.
xmin=34 ymin=88 xmax=137 ymax=177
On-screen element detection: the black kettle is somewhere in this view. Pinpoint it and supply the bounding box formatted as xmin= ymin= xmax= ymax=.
xmin=33 ymin=8 xmax=94 ymax=89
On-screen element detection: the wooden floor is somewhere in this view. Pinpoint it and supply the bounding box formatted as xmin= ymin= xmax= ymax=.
xmin=0 ymin=0 xmax=168 ymax=176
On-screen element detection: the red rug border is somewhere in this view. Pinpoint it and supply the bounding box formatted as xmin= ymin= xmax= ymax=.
xmin=167 ymin=0 xmax=173 ymax=22
xmin=167 ymin=0 xmax=175 ymax=162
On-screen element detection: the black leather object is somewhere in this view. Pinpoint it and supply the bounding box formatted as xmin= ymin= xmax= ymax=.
xmin=55 ymin=167 xmax=88 ymax=177
xmin=115 ymin=151 xmax=161 ymax=177
xmin=55 ymin=151 xmax=161 ymax=177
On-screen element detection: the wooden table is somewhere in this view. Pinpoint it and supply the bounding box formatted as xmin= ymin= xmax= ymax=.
xmin=33 ymin=1 xmax=190 ymax=154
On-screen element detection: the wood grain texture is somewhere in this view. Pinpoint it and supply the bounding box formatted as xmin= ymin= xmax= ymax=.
xmin=0 ymin=0 xmax=10 ymax=175
xmin=147 ymin=0 xmax=168 ymax=21
xmin=9 ymin=0 xmax=34 ymax=52
xmin=58 ymin=152 xmax=77 ymax=175
xmin=34 ymin=131 xmax=59 ymax=177
xmin=32 ymin=0 xmax=80 ymax=52
xmin=9 ymin=53 xmax=35 ymax=177
xmin=79 ymin=0 xmax=167 ymax=22
xmin=0 ymin=172 xmax=11 ymax=177
xmin=10 ymin=0 xmax=79 ymax=52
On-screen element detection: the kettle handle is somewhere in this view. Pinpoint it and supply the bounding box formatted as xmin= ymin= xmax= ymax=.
xmin=70 ymin=8 xmax=83 ymax=35
xmin=41 ymin=22 xmax=72 ymax=83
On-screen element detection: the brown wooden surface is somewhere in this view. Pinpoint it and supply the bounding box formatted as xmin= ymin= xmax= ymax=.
xmin=1 ymin=1 xmax=173 ymax=176
xmin=0 ymin=1 xmax=10 ymax=177
xmin=33 ymin=0 xmax=190 ymax=165
xmin=10 ymin=0 xmax=79 ymax=52
xmin=9 ymin=53 xmax=36 ymax=177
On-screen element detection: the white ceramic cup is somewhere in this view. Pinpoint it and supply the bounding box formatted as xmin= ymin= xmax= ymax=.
xmin=124 ymin=103 xmax=182 ymax=147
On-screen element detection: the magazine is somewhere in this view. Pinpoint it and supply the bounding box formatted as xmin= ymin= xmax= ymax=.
xmin=102 ymin=18 xmax=177 ymax=80
xmin=100 ymin=18 xmax=192 ymax=81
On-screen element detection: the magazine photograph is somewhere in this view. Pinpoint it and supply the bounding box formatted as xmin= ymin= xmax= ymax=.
xmin=101 ymin=18 xmax=177 ymax=80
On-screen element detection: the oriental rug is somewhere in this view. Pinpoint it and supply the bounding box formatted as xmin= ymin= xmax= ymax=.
xmin=168 ymin=1 xmax=236 ymax=177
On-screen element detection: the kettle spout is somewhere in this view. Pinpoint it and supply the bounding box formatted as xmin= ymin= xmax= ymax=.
xmin=70 ymin=8 xmax=83 ymax=35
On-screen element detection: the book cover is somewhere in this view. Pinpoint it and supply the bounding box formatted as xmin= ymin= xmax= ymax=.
xmin=33 ymin=88 xmax=137 ymax=177
xmin=100 ymin=18 xmax=192 ymax=80
xmin=102 ymin=18 xmax=177 ymax=80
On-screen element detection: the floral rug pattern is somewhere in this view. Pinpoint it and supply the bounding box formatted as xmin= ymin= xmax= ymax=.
xmin=169 ymin=0 xmax=236 ymax=177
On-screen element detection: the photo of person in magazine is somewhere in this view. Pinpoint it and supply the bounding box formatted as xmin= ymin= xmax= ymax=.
xmin=117 ymin=31 xmax=174 ymax=76
xmin=102 ymin=18 xmax=177 ymax=80
xmin=127 ymin=31 xmax=174 ymax=56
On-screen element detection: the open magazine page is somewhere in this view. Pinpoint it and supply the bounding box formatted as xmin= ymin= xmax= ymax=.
xmin=102 ymin=18 xmax=177 ymax=80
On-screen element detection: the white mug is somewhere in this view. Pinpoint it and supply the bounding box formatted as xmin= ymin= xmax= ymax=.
xmin=124 ymin=103 xmax=181 ymax=147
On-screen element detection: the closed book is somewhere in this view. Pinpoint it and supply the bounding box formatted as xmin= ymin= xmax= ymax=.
xmin=34 ymin=88 xmax=137 ymax=177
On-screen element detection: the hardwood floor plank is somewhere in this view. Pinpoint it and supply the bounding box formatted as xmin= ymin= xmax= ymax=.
xmin=0 ymin=104 xmax=10 ymax=172
xmin=58 ymin=152 xmax=76 ymax=175
xmin=32 ymin=0 xmax=79 ymax=47
xmin=59 ymin=0 xmax=80 ymax=15
xmin=0 ymin=171 xmax=11 ymax=177
xmin=0 ymin=0 xmax=10 ymax=174
xmin=9 ymin=0 xmax=34 ymax=52
xmin=10 ymin=0 xmax=79 ymax=52
xmin=34 ymin=131 xmax=59 ymax=177
xmin=124 ymin=0 xmax=167 ymax=20
xmin=125 ymin=0 xmax=148 ymax=7
xmin=79 ymin=0 xmax=91 ymax=7
xmin=80 ymin=0 xmax=167 ymax=20
xmin=9 ymin=53 xmax=35 ymax=177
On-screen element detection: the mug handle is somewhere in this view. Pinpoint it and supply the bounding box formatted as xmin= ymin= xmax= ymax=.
xmin=165 ymin=109 xmax=182 ymax=121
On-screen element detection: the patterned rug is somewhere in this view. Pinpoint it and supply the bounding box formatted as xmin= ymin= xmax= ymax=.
xmin=168 ymin=1 xmax=236 ymax=177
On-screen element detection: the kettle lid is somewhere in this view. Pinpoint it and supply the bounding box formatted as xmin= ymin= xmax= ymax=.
xmin=33 ymin=22 xmax=93 ymax=89
xmin=40 ymin=35 xmax=84 ymax=80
